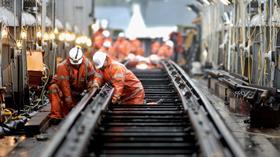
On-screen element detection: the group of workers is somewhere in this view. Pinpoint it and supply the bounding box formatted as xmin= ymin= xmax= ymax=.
xmin=93 ymin=28 xmax=176 ymax=62
xmin=48 ymin=27 xmax=182 ymax=123
xmin=48 ymin=46 xmax=145 ymax=122
xmin=93 ymin=30 xmax=145 ymax=62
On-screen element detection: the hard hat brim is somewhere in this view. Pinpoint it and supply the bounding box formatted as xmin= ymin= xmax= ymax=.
xmin=95 ymin=64 xmax=103 ymax=69
xmin=70 ymin=58 xmax=83 ymax=65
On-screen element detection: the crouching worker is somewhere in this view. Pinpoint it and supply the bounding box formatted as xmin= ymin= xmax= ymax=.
xmin=92 ymin=51 xmax=145 ymax=104
xmin=48 ymin=47 xmax=96 ymax=123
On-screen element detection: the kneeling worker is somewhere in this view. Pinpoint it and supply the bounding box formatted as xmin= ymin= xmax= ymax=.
xmin=92 ymin=51 xmax=145 ymax=104
xmin=48 ymin=47 xmax=96 ymax=121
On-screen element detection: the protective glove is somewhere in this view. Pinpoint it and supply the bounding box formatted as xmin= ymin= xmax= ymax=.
xmin=65 ymin=96 xmax=74 ymax=108
xmin=52 ymin=84 xmax=63 ymax=97
xmin=87 ymin=82 xmax=99 ymax=91
xmin=112 ymin=96 xmax=120 ymax=105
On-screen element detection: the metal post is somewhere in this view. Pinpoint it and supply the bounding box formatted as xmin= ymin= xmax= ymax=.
xmin=42 ymin=0 xmax=46 ymax=42
xmin=52 ymin=0 xmax=56 ymax=28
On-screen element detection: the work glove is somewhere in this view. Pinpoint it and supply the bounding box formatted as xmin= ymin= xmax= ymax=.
xmin=65 ymin=96 xmax=74 ymax=108
xmin=112 ymin=96 xmax=120 ymax=105
xmin=87 ymin=82 xmax=99 ymax=92
xmin=51 ymin=84 xmax=63 ymax=97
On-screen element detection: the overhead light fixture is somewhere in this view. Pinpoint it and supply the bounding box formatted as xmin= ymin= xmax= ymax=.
xmin=186 ymin=4 xmax=200 ymax=14
xmin=36 ymin=31 xmax=42 ymax=38
xmin=59 ymin=32 xmax=66 ymax=41
xmin=1 ymin=27 xmax=8 ymax=39
xmin=202 ymin=0 xmax=210 ymax=5
xmin=54 ymin=27 xmax=59 ymax=34
xmin=86 ymin=38 xmax=92 ymax=47
xmin=43 ymin=33 xmax=50 ymax=41
xmin=49 ymin=32 xmax=55 ymax=40
xmin=20 ymin=29 xmax=27 ymax=40
xmin=220 ymin=0 xmax=230 ymax=5
xmin=16 ymin=40 xmax=23 ymax=49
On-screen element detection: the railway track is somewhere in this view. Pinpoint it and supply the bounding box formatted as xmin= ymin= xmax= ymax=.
xmin=42 ymin=60 xmax=246 ymax=157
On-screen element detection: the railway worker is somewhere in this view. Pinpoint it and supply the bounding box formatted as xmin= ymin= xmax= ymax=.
xmin=91 ymin=51 xmax=145 ymax=105
xmin=157 ymin=40 xmax=174 ymax=59
xmin=130 ymin=37 xmax=144 ymax=56
xmin=112 ymin=32 xmax=132 ymax=61
xmin=48 ymin=46 xmax=96 ymax=122
xmin=98 ymin=40 xmax=115 ymax=60
xmin=150 ymin=39 xmax=161 ymax=54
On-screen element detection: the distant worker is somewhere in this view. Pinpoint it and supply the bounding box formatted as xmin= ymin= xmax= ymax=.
xmin=92 ymin=51 xmax=145 ymax=104
xmin=92 ymin=28 xmax=105 ymax=51
xmin=149 ymin=54 xmax=162 ymax=68
xmin=130 ymin=37 xmax=144 ymax=56
xmin=99 ymin=40 xmax=115 ymax=60
xmin=48 ymin=47 xmax=96 ymax=122
xmin=102 ymin=30 xmax=112 ymax=43
xmin=112 ymin=32 xmax=131 ymax=61
xmin=157 ymin=40 xmax=174 ymax=59
xmin=169 ymin=31 xmax=184 ymax=62
xmin=150 ymin=39 xmax=161 ymax=54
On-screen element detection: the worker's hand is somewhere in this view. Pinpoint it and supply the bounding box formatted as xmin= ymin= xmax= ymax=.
xmin=52 ymin=84 xmax=63 ymax=97
xmin=87 ymin=82 xmax=99 ymax=92
xmin=112 ymin=97 xmax=119 ymax=105
xmin=65 ymin=97 xmax=74 ymax=108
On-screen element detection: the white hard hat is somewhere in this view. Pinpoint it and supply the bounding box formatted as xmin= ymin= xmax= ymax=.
xmin=165 ymin=40 xmax=174 ymax=48
xmin=127 ymin=53 xmax=136 ymax=60
xmin=100 ymin=19 xmax=109 ymax=29
xmin=118 ymin=32 xmax=125 ymax=38
xmin=92 ymin=51 xmax=107 ymax=69
xmin=69 ymin=47 xmax=83 ymax=65
xmin=135 ymin=55 xmax=145 ymax=62
xmin=149 ymin=54 xmax=160 ymax=64
xmin=103 ymin=40 xmax=112 ymax=48
xmin=102 ymin=30 xmax=110 ymax=38
xmin=128 ymin=36 xmax=136 ymax=40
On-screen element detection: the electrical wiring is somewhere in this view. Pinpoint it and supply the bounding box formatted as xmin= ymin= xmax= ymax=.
xmin=23 ymin=63 xmax=50 ymax=113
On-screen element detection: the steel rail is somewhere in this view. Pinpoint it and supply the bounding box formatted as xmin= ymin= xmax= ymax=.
xmin=41 ymin=84 xmax=114 ymax=157
xmin=162 ymin=60 xmax=246 ymax=157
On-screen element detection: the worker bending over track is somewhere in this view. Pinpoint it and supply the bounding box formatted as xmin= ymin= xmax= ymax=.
xmin=48 ymin=47 xmax=96 ymax=122
xmin=92 ymin=51 xmax=145 ymax=105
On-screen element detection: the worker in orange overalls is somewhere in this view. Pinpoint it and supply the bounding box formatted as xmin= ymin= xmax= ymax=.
xmin=112 ymin=32 xmax=131 ymax=61
xmin=48 ymin=47 xmax=96 ymax=122
xmin=157 ymin=40 xmax=174 ymax=59
xmin=92 ymin=51 xmax=145 ymax=104
xmin=130 ymin=37 xmax=144 ymax=56
xmin=150 ymin=39 xmax=161 ymax=54
xmin=92 ymin=28 xmax=105 ymax=51
xmin=98 ymin=40 xmax=116 ymax=60
xmin=169 ymin=32 xmax=184 ymax=62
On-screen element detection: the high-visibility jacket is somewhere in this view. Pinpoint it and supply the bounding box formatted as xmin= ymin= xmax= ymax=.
xmin=48 ymin=57 xmax=95 ymax=119
xmin=169 ymin=32 xmax=184 ymax=54
xmin=130 ymin=39 xmax=144 ymax=56
xmin=93 ymin=58 xmax=144 ymax=104
xmin=92 ymin=28 xmax=105 ymax=50
xmin=151 ymin=40 xmax=161 ymax=54
xmin=112 ymin=38 xmax=131 ymax=61
xmin=98 ymin=46 xmax=115 ymax=60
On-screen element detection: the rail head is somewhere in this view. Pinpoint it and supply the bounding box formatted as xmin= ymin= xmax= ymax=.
xmin=41 ymin=84 xmax=114 ymax=157
xmin=162 ymin=60 xmax=246 ymax=157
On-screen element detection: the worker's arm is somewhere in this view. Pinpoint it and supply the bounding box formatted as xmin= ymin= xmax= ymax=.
xmin=86 ymin=61 xmax=97 ymax=90
xmin=111 ymin=66 xmax=126 ymax=104
xmin=93 ymin=69 xmax=104 ymax=89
